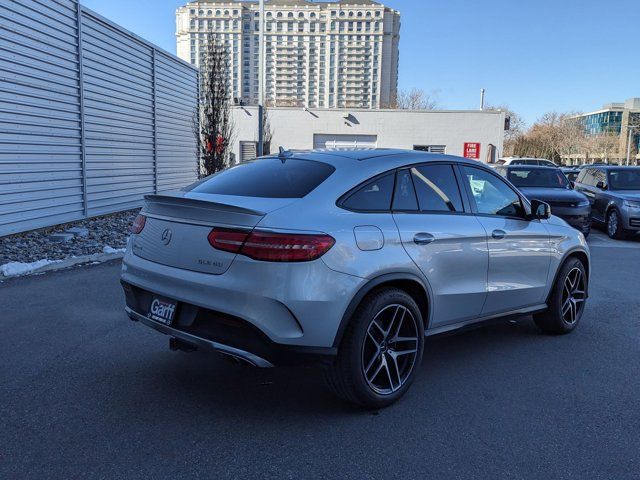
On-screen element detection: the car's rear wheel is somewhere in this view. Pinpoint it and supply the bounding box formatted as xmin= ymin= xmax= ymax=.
xmin=606 ymin=209 xmax=628 ymax=240
xmin=534 ymin=257 xmax=587 ymax=334
xmin=325 ymin=288 xmax=424 ymax=408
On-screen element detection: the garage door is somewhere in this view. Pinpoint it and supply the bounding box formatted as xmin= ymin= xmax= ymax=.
xmin=313 ymin=134 xmax=378 ymax=150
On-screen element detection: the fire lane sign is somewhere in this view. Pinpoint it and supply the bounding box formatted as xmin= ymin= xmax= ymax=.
xmin=463 ymin=142 xmax=481 ymax=159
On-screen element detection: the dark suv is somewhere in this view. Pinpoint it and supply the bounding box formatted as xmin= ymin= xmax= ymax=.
xmin=495 ymin=165 xmax=591 ymax=236
xmin=574 ymin=166 xmax=640 ymax=239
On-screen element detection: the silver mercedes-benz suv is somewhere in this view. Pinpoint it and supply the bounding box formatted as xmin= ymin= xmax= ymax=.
xmin=121 ymin=149 xmax=590 ymax=408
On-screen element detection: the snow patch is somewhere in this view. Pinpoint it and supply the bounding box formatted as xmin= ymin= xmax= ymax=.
xmin=102 ymin=246 xmax=126 ymax=254
xmin=1 ymin=259 xmax=62 ymax=277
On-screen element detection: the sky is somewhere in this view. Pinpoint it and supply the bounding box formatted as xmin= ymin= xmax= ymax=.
xmin=81 ymin=0 xmax=640 ymax=126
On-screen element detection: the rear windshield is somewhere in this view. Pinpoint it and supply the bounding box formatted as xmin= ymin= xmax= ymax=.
xmin=188 ymin=158 xmax=335 ymax=198
xmin=507 ymin=168 xmax=569 ymax=189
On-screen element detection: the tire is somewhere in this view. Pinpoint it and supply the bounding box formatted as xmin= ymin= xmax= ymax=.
xmin=534 ymin=257 xmax=587 ymax=335
xmin=606 ymin=209 xmax=628 ymax=240
xmin=325 ymin=288 xmax=425 ymax=409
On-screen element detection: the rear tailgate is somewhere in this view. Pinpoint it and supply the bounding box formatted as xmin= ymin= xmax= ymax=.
xmin=131 ymin=193 xmax=290 ymax=275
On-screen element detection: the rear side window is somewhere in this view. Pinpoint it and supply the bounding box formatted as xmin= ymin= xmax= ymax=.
xmin=393 ymin=169 xmax=419 ymax=210
xmin=342 ymin=173 xmax=395 ymax=212
xmin=410 ymin=165 xmax=463 ymax=212
xmin=188 ymin=159 xmax=335 ymax=198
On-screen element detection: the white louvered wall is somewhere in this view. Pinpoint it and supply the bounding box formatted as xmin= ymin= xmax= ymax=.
xmin=0 ymin=0 xmax=199 ymax=236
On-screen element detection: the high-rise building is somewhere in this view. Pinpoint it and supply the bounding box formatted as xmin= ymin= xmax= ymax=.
xmin=176 ymin=0 xmax=400 ymax=109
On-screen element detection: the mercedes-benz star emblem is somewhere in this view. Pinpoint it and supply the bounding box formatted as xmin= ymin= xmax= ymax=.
xmin=161 ymin=228 xmax=173 ymax=245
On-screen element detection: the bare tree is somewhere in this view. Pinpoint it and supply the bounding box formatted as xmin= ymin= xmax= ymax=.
xmin=512 ymin=111 xmax=587 ymax=164
xmin=584 ymin=132 xmax=620 ymax=164
xmin=262 ymin=102 xmax=273 ymax=156
xmin=486 ymin=105 xmax=525 ymax=139
xmin=486 ymin=104 xmax=526 ymax=156
xmin=393 ymin=88 xmax=439 ymax=110
xmin=197 ymin=33 xmax=235 ymax=178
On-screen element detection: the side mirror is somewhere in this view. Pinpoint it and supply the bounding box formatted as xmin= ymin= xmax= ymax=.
xmin=530 ymin=199 xmax=551 ymax=220
xmin=596 ymin=181 xmax=606 ymax=190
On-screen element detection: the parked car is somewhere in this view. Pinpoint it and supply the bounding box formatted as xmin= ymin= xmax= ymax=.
xmin=574 ymin=166 xmax=640 ymax=239
xmin=495 ymin=165 xmax=591 ymax=236
xmin=561 ymin=167 xmax=581 ymax=183
xmin=497 ymin=157 xmax=558 ymax=167
xmin=121 ymin=150 xmax=590 ymax=408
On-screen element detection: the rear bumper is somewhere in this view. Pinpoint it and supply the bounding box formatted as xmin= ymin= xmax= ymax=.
xmin=126 ymin=306 xmax=276 ymax=367
xmin=120 ymin=248 xmax=363 ymax=349
xmin=124 ymin=302 xmax=336 ymax=367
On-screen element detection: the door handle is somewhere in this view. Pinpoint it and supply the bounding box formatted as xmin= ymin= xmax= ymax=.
xmin=413 ymin=232 xmax=435 ymax=245
xmin=492 ymin=229 xmax=507 ymax=240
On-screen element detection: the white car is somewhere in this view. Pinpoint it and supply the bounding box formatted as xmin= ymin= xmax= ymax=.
xmin=498 ymin=157 xmax=558 ymax=167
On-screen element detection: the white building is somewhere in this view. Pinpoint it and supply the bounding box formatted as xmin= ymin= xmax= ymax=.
xmin=230 ymin=107 xmax=506 ymax=163
xmin=176 ymin=0 xmax=400 ymax=109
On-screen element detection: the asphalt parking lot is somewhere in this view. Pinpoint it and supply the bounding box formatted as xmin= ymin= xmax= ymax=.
xmin=1 ymin=230 xmax=639 ymax=480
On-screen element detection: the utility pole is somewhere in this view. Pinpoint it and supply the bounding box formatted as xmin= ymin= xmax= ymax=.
xmin=257 ymin=0 xmax=265 ymax=157
xmin=626 ymin=125 xmax=638 ymax=166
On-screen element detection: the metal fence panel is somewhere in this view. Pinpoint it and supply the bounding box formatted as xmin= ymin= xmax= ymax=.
xmin=0 ymin=0 xmax=198 ymax=237
xmin=0 ymin=0 xmax=84 ymax=236
xmin=155 ymin=51 xmax=198 ymax=192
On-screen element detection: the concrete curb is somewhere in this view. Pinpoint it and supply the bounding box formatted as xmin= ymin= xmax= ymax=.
xmin=1 ymin=252 xmax=125 ymax=279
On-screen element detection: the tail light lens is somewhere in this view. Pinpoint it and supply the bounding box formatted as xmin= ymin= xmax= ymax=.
xmin=207 ymin=228 xmax=250 ymax=254
xmin=208 ymin=228 xmax=335 ymax=262
xmin=130 ymin=214 xmax=146 ymax=234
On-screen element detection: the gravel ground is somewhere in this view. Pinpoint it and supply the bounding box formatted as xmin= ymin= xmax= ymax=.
xmin=0 ymin=209 xmax=139 ymax=265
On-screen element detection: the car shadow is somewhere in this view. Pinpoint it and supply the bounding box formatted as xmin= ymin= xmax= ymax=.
xmin=103 ymin=316 xmax=556 ymax=420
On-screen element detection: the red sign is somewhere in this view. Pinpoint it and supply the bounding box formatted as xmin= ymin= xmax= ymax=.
xmin=463 ymin=142 xmax=481 ymax=159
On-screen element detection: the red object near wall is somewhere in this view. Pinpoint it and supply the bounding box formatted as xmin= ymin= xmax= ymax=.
xmin=463 ymin=142 xmax=481 ymax=159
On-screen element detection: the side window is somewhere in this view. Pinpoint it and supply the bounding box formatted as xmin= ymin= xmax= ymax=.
xmin=410 ymin=165 xmax=463 ymax=212
xmin=594 ymin=169 xmax=607 ymax=188
xmin=576 ymin=169 xmax=587 ymax=184
xmin=462 ymin=166 xmax=525 ymax=218
xmin=342 ymin=173 xmax=395 ymax=212
xmin=392 ymin=169 xmax=418 ymax=211
xmin=583 ymin=169 xmax=596 ymax=186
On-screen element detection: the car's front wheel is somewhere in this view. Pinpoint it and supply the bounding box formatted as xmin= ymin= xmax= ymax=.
xmin=325 ymin=288 xmax=424 ymax=408
xmin=606 ymin=208 xmax=628 ymax=240
xmin=534 ymin=257 xmax=587 ymax=334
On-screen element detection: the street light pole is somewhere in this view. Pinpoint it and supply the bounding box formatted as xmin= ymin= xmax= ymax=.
xmin=257 ymin=0 xmax=265 ymax=157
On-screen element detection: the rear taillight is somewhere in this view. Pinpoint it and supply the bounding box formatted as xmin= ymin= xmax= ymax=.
xmin=208 ymin=228 xmax=335 ymax=262
xmin=207 ymin=228 xmax=250 ymax=254
xmin=130 ymin=214 xmax=146 ymax=234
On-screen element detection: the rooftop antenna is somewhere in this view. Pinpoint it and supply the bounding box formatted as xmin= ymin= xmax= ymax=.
xmin=278 ymin=146 xmax=290 ymax=163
